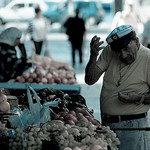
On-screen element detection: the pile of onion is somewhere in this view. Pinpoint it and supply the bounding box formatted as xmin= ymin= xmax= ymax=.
xmin=52 ymin=108 xmax=100 ymax=126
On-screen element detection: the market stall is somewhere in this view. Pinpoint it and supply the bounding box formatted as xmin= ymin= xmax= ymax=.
xmin=3 ymin=54 xmax=80 ymax=95
xmin=0 ymin=87 xmax=120 ymax=150
xmin=0 ymin=45 xmax=120 ymax=150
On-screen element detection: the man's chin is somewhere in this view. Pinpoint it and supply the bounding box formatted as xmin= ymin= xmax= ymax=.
xmin=120 ymin=58 xmax=135 ymax=64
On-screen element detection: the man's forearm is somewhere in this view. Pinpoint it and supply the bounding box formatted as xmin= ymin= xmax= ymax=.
xmin=142 ymin=93 xmax=150 ymax=104
xmin=135 ymin=93 xmax=150 ymax=104
xmin=85 ymin=55 xmax=102 ymax=85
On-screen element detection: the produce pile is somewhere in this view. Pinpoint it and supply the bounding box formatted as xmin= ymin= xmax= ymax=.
xmin=0 ymin=88 xmax=120 ymax=150
xmin=15 ymin=55 xmax=76 ymax=84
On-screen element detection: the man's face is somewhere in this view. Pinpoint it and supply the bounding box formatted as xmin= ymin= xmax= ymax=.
xmin=115 ymin=38 xmax=138 ymax=64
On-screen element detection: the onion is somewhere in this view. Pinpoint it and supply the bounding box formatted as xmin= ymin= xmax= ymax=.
xmin=68 ymin=110 xmax=76 ymax=117
xmin=22 ymin=72 xmax=30 ymax=79
xmin=60 ymin=112 xmax=68 ymax=118
xmin=46 ymin=73 xmax=53 ymax=79
xmin=63 ymin=147 xmax=72 ymax=150
xmin=75 ymin=108 xmax=93 ymax=117
xmin=90 ymin=145 xmax=103 ymax=150
xmin=68 ymin=78 xmax=76 ymax=84
xmin=34 ymin=77 xmax=41 ymax=83
xmin=15 ymin=76 xmax=21 ymax=82
xmin=54 ymin=78 xmax=61 ymax=84
xmin=27 ymin=77 xmax=34 ymax=83
xmin=66 ymin=120 xmax=75 ymax=125
xmin=64 ymin=114 xmax=77 ymax=123
xmin=86 ymin=116 xmax=94 ymax=123
xmin=59 ymin=116 xmax=64 ymax=121
xmin=80 ymin=145 xmax=90 ymax=150
xmin=30 ymin=72 xmax=37 ymax=79
xmin=76 ymin=113 xmax=84 ymax=120
xmin=72 ymin=147 xmax=81 ymax=150
xmin=48 ymin=78 xmax=54 ymax=84
xmin=61 ymin=78 xmax=68 ymax=84
xmin=18 ymin=76 xmax=26 ymax=83
xmin=41 ymin=78 xmax=48 ymax=84
xmin=53 ymin=114 xmax=60 ymax=120
xmin=49 ymin=95 xmax=56 ymax=100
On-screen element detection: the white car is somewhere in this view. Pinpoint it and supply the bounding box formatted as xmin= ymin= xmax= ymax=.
xmin=0 ymin=0 xmax=48 ymax=25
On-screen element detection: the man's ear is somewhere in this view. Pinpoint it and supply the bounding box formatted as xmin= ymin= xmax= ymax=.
xmin=136 ymin=37 xmax=139 ymax=43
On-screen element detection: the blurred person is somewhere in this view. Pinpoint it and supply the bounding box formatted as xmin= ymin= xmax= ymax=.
xmin=64 ymin=7 xmax=86 ymax=67
xmin=85 ymin=25 xmax=150 ymax=149
xmin=0 ymin=27 xmax=31 ymax=82
xmin=142 ymin=18 xmax=150 ymax=48
xmin=111 ymin=0 xmax=138 ymax=32
xmin=24 ymin=6 xmax=48 ymax=55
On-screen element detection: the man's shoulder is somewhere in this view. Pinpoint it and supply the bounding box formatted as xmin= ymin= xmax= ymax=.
xmin=141 ymin=45 xmax=150 ymax=56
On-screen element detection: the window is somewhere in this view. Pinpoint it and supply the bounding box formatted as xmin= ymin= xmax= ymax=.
xmin=12 ymin=3 xmax=25 ymax=9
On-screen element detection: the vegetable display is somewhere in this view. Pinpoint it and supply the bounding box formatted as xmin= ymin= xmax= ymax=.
xmin=15 ymin=55 xmax=76 ymax=84
xmin=0 ymin=88 xmax=120 ymax=150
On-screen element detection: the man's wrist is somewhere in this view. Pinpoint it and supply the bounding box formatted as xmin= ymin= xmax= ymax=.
xmin=89 ymin=54 xmax=97 ymax=62
xmin=135 ymin=94 xmax=145 ymax=105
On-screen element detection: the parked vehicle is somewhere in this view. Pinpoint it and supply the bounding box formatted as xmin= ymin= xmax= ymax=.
xmin=42 ymin=0 xmax=105 ymax=26
xmin=0 ymin=0 xmax=48 ymax=25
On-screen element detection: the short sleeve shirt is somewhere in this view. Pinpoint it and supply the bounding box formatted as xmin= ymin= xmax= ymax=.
xmin=96 ymin=44 xmax=150 ymax=115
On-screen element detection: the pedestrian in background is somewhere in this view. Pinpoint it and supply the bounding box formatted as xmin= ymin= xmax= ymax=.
xmin=24 ymin=6 xmax=48 ymax=55
xmin=0 ymin=27 xmax=31 ymax=82
xmin=111 ymin=0 xmax=138 ymax=32
xmin=142 ymin=18 xmax=150 ymax=48
xmin=64 ymin=7 xmax=86 ymax=67
xmin=85 ymin=25 xmax=150 ymax=150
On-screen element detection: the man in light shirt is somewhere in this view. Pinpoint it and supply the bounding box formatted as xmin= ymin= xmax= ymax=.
xmin=85 ymin=25 xmax=150 ymax=150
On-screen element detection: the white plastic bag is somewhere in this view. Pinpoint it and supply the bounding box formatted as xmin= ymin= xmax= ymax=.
xmin=9 ymin=86 xmax=59 ymax=128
